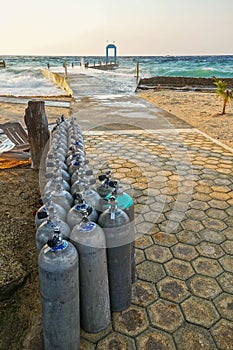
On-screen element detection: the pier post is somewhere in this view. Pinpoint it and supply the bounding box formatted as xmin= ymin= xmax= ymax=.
xmin=136 ymin=61 xmax=140 ymax=82
xmin=24 ymin=101 xmax=50 ymax=170
xmin=63 ymin=61 xmax=67 ymax=78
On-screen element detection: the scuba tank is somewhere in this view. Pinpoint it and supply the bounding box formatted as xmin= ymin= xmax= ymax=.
xmin=36 ymin=206 xmax=70 ymax=253
xmin=97 ymin=167 xmax=115 ymax=198
xmin=98 ymin=196 xmax=132 ymax=311
xmin=105 ymin=181 xmax=136 ymax=283
xmin=68 ymin=154 xmax=86 ymax=175
xmin=38 ymin=228 xmax=80 ymax=350
xmin=71 ymin=173 xmax=96 ymax=195
xmin=46 ymin=152 xmax=68 ymax=172
xmin=35 ymin=194 xmax=67 ymax=229
xmin=70 ymin=212 xmax=111 ymax=333
xmin=43 ymin=172 xmax=70 ymax=194
xmin=50 ymin=183 xmax=73 ymax=212
xmin=67 ymin=201 xmax=98 ymax=229
xmin=71 ymin=164 xmax=96 ymax=187
xmin=77 ymin=182 xmax=102 ymax=213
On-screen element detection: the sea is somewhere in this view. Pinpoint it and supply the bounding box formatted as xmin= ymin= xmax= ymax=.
xmin=0 ymin=55 xmax=233 ymax=97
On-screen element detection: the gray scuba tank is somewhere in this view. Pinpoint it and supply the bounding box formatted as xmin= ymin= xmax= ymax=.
xmin=70 ymin=212 xmax=111 ymax=333
xmin=105 ymin=181 xmax=136 ymax=283
xmin=50 ymin=183 xmax=73 ymax=212
xmin=98 ymin=196 xmax=132 ymax=311
xmin=97 ymin=168 xmax=115 ymax=198
xmin=36 ymin=207 xmax=70 ymax=253
xmin=38 ymin=228 xmax=80 ymax=350
xmin=67 ymin=202 xmax=98 ymax=230
xmin=35 ymin=194 xmax=67 ymax=229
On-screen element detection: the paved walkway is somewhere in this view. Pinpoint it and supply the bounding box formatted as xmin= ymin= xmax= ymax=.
xmin=67 ymin=71 xmax=233 ymax=350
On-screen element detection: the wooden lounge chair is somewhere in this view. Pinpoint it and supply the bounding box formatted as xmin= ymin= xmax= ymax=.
xmin=0 ymin=121 xmax=31 ymax=160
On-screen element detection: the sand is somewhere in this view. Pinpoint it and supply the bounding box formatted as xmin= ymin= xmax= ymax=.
xmin=139 ymin=90 xmax=233 ymax=148
xmin=0 ymin=97 xmax=72 ymax=127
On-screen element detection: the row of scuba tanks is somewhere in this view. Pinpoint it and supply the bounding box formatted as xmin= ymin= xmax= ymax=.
xmin=36 ymin=116 xmax=136 ymax=350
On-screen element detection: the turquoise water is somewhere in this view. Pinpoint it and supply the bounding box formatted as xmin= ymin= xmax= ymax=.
xmin=0 ymin=55 xmax=233 ymax=96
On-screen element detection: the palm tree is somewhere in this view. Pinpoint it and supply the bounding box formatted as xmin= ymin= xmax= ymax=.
xmin=213 ymin=78 xmax=232 ymax=115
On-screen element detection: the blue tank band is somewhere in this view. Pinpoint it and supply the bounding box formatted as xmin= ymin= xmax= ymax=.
xmin=79 ymin=222 xmax=96 ymax=232
xmin=51 ymin=240 xmax=68 ymax=251
xmin=74 ymin=203 xmax=88 ymax=211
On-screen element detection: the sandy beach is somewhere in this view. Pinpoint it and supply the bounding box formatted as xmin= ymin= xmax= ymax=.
xmin=139 ymin=89 xmax=233 ymax=148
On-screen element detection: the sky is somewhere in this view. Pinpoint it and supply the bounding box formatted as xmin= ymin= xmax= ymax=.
xmin=1 ymin=0 xmax=233 ymax=56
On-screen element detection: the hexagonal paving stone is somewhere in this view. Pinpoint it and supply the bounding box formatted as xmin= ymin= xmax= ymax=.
xmin=152 ymin=232 xmax=178 ymax=246
xmin=223 ymin=227 xmax=233 ymax=240
xmin=211 ymin=185 xmax=231 ymax=193
xmin=157 ymin=276 xmax=190 ymax=302
xmin=224 ymin=215 xmax=233 ymax=228
xmin=135 ymin=204 xmax=150 ymax=215
xmin=174 ymin=323 xmax=217 ymax=350
xmin=135 ymin=235 xmax=153 ymax=249
xmin=210 ymin=191 xmax=230 ymax=201
xmin=96 ymin=332 xmax=136 ymax=350
xmin=112 ymin=305 xmax=148 ymax=337
xmin=195 ymin=184 xmax=213 ymax=194
xmin=181 ymin=296 xmax=220 ymax=328
xmin=171 ymin=243 xmax=198 ymax=261
xmin=176 ymin=230 xmax=201 ymax=245
xmin=143 ymin=211 xmax=163 ymax=223
xmin=186 ymin=208 xmax=207 ymax=221
xmin=219 ymin=255 xmax=233 ymax=272
xmin=131 ymin=280 xmax=158 ymax=307
xmin=192 ymin=257 xmax=223 ymax=277
xmin=206 ymin=208 xmax=228 ymax=220
xmin=202 ymin=218 xmax=227 ymax=231
xmin=192 ymin=192 xmax=212 ymax=202
xmin=214 ymin=177 xmax=232 ymax=186
xmin=137 ymin=328 xmax=176 ymax=350
xmin=136 ymin=261 xmax=165 ymax=283
xmin=214 ymin=293 xmax=233 ymax=321
xmin=208 ymin=199 xmax=229 ymax=210
xmin=145 ymin=245 xmax=173 ymax=263
xmin=135 ymin=248 xmax=145 ymax=265
xmin=181 ymin=219 xmax=204 ymax=232
xmin=189 ymin=200 xmax=210 ymax=211
xmin=212 ymin=319 xmax=233 ymax=350
xmin=226 ymin=206 xmax=233 ymax=216
xmin=148 ymin=300 xmax=183 ymax=333
xmin=199 ymin=229 xmax=226 ymax=244
xmin=136 ymin=221 xmax=155 ymax=235
xmin=217 ymin=272 xmax=233 ymax=294
xmin=159 ymin=220 xmax=182 ymax=234
xmin=188 ymin=275 xmax=222 ymax=299
xmin=196 ymin=241 xmax=225 ymax=259
xmin=221 ymin=240 xmax=233 ymax=255
xmin=165 ymin=259 xmax=195 ymax=280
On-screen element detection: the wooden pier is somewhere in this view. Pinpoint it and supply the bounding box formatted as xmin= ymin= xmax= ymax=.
xmin=85 ymin=61 xmax=119 ymax=71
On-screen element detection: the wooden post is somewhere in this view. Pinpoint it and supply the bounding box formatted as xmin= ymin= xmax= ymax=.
xmin=24 ymin=100 xmax=50 ymax=170
xmin=136 ymin=61 xmax=139 ymax=82
xmin=63 ymin=60 xmax=67 ymax=78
